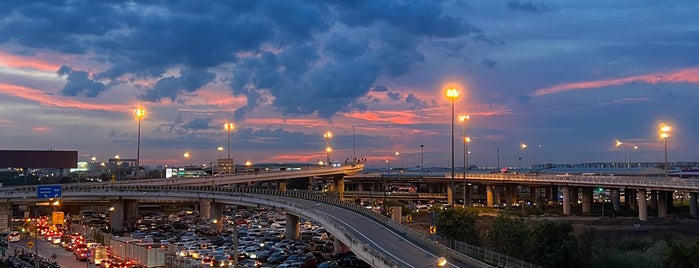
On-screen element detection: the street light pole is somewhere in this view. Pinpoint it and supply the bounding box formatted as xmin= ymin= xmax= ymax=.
xmin=324 ymin=131 xmax=333 ymax=165
xmin=216 ymin=146 xmax=223 ymax=174
xmin=446 ymin=87 xmax=460 ymax=206
xmin=420 ymin=144 xmax=424 ymax=173
xmin=224 ymin=123 xmax=235 ymax=174
xmin=352 ymin=126 xmax=356 ymax=164
xmin=135 ymin=107 xmax=145 ymax=178
xmin=183 ymin=152 xmax=189 ymax=167
xmin=659 ymin=124 xmax=671 ymax=177
xmin=459 ymin=114 xmax=470 ymax=207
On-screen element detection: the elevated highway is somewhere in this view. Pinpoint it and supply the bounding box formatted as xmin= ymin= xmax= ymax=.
xmin=346 ymin=172 xmax=699 ymax=221
xmin=0 ymin=183 xmax=489 ymax=268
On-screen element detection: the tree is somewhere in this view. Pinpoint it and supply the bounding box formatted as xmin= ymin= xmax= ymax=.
xmin=663 ymin=239 xmax=699 ymax=268
xmin=523 ymin=220 xmax=580 ymax=267
xmin=482 ymin=214 xmax=528 ymax=258
xmin=434 ymin=207 xmax=479 ymax=244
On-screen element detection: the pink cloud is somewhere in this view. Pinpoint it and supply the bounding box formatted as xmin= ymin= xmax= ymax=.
xmin=0 ymin=52 xmax=61 ymax=72
xmin=532 ymin=67 xmax=699 ymax=97
xmin=0 ymin=83 xmax=129 ymax=112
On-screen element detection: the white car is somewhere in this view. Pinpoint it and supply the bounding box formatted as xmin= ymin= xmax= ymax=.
xmin=7 ymin=231 xmax=21 ymax=243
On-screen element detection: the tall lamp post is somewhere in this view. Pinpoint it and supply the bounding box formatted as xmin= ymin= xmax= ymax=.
xmin=326 ymin=147 xmax=333 ymax=166
xmin=224 ymin=123 xmax=235 ymax=174
xmin=534 ymin=144 xmax=542 ymax=171
xmin=520 ymin=143 xmax=528 ymax=170
xmin=183 ymin=152 xmax=190 ymax=167
xmin=324 ymin=131 xmax=333 ymax=165
xmin=446 ymin=87 xmax=460 ymax=206
xmin=659 ymin=124 xmax=672 ymax=177
xmin=615 ymin=140 xmax=638 ymax=169
xmin=459 ymin=114 xmax=470 ymax=207
xmin=135 ymin=107 xmax=145 ymax=177
xmin=216 ymin=146 xmax=223 ymax=174
xmin=420 ymin=144 xmax=424 ymax=173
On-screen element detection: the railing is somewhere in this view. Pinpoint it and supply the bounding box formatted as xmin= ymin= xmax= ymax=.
xmin=348 ymin=173 xmax=699 ymax=192
xmin=0 ymin=183 xmax=546 ymax=267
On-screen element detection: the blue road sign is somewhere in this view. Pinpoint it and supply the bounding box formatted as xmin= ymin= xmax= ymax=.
xmin=37 ymin=185 xmax=62 ymax=199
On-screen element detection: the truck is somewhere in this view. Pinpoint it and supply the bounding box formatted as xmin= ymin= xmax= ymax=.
xmin=51 ymin=211 xmax=64 ymax=227
xmin=89 ymin=245 xmax=108 ymax=265
xmin=108 ymin=236 xmax=165 ymax=267
xmin=131 ymin=242 xmax=166 ymax=268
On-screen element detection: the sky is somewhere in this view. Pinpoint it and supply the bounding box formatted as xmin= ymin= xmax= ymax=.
xmin=1 ymin=0 xmax=698 ymax=169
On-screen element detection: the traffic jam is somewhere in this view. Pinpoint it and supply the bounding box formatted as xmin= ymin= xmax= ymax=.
xmin=3 ymin=206 xmax=371 ymax=268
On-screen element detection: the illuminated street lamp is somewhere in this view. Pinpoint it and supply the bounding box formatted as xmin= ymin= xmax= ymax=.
xmin=184 ymin=152 xmax=190 ymax=167
xmin=659 ymin=123 xmax=672 ymax=176
xmin=520 ymin=143 xmax=528 ymax=169
xmin=135 ymin=107 xmax=146 ymax=176
xmin=420 ymin=144 xmax=424 ymax=173
xmin=395 ymin=151 xmax=404 ymax=171
xmin=324 ymin=131 xmax=333 ymax=165
xmin=446 ymin=87 xmax=460 ymax=206
xmin=326 ymin=147 xmax=333 ymax=166
xmin=459 ymin=115 xmax=470 ymax=206
xmin=224 ymin=122 xmax=235 ymax=174
xmin=615 ymin=140 xmax=638 ymax=169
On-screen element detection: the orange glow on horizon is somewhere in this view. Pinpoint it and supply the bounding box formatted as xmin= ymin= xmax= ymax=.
xmin=532 ymin=67 xmax=699 ymax=97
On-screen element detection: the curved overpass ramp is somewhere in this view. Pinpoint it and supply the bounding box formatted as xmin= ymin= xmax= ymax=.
xmin=0 ymin=184 xmax=491 ymax=268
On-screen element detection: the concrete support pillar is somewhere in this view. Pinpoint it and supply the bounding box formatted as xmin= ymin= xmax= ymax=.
xmin=611 ymin=188 xmax=621 ymax=211
xmin=333 ymin=237 xmax=348 ymax=255
xmin=493 ymin=186 xmax=501 ymax=206
xmin=690 ymin=193 xmax=699 ymax=218
xmin=657 ymin=191 xmax=668 ymax=218
xmin=334 ymin=177 xmax=345 ymax=200
xmin=562 ymin=186 xmax=571 ymax=216
xmin=465 ymin=184 xmax=472 ymax=206
xmin=357 ymin=183 xmax=363 ymax=192
xmin=486 ymin=185 xmax=494 ymax=207
xmin=285 ymin=214 xmax=300 ymax=240
xmin=446 ymin=183 xmax=453 ymax=206
xmin=582 ymin=187 xmax=593 ymax=214
xmin=200 ymin=199 xmax=212 ymax=219
xmin=627 ymin=189 xmax=637 ymax=211
xmin=124 ymin=200 xmax=138 ymax=230
xmin=530 ymin=187 xmax=539 ymax=200
xmin=0 ymin=202 xmax=10 ymax=232
xmin=650 ymin=190 xmax=658 ymax=210
xmin=637 ymin=189 xmax=647 ymax=221
xmin=211 ymin=202 xmax=223 ymax=233
xmin=505 ymin=185 xmax=517 ymax=205
xmin=278 ymin=180 xmax=287 ymax=192
xmin=109 ymin=199 xmax=125 ymax=233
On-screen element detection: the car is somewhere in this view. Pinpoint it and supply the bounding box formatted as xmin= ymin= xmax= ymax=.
xmin=7 ymin=231 xmax=21 ymax=243
xmin=237 ymin=258 xmax=262 ymax=267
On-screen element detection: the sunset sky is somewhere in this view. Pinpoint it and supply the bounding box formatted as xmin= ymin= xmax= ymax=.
xmin=1 ymin=1 xmax=698 ymax=169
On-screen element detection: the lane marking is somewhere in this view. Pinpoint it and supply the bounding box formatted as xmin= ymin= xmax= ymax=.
xmin=315 ymin=207 xmax=461 ymax=268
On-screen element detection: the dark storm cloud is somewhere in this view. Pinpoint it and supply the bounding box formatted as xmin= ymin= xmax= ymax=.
xmin=56 ymin=65 xmax=107 ymax=97
xmin=507 ymin=1 xmax=550 ymax=14
xmin=405 ymin=93 xmax=433 ymax=109
xmin=0 ymin=1 xmax=495 ymax=120
xmin=387 ymin=91 xmax=402 ymax=101
xmin=371 ymin=85 xmax=389 ymax=92
xmin=141 ymin=68 xmax=216 ymax=102
xmin=182 ymin=118 xmax=212 ymax=131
